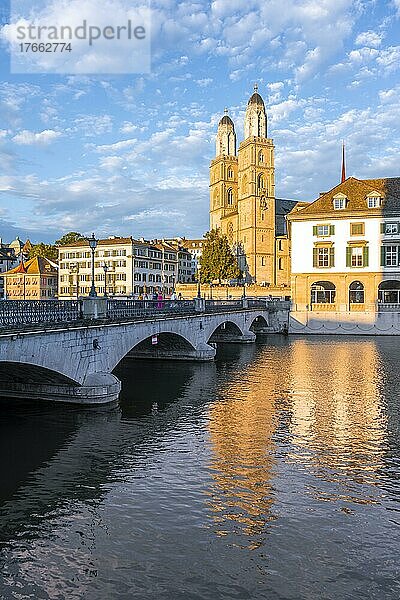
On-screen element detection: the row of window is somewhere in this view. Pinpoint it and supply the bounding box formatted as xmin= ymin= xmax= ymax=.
xmin=311 ymin=280 xmax=400 ymax=305
xmin=314 ymin=222 xmax=400 ymax=237
xmin=313 ymin=245 xmax=400 ymax=268
xmin=332 ymin=193 xmax=382 ymax=210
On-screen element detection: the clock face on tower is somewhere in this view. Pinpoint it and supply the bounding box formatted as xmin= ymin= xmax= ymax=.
xmin=260 ymin=196 xmax=268 ymax=211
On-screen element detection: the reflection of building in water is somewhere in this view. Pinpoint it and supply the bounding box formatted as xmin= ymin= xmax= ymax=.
xmin=288 ymin=339 xmax=386 ymax=488
xmin=207 ymin=347 xmax=291 ymax=540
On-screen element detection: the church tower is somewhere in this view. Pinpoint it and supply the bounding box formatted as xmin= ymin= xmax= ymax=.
xmin=237 ymin=84 xmax=276 ymax=284
xmin=209 ymin=110 xmax=238 ymax=244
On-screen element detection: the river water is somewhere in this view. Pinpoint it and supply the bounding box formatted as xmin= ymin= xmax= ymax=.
xmin=0 ymin=336 xmax=399 ymax=599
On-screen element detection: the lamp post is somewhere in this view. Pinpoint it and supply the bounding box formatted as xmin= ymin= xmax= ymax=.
xmin=197 ymin=263 xmax=201 ymax=298
xmin=87 ymin=233 xmax=98 ymax=298
xmin=102 ymin=262 xmax=109 ymax=297
xmin=69 ymin=263 xmax=80 ymax=300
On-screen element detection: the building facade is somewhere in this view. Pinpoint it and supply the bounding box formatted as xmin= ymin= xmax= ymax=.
xmin=0 ymin=237 xmax=30 ymax=298
xmin=288 ymin=176 xmax=400 ymax=333
xmin=3 ymin=257 xmax=58 ymax=300
xmin=210 ymin=85 xmax=297 ymax=287
xmin=58 ymin=237 xmax=182 ymax=299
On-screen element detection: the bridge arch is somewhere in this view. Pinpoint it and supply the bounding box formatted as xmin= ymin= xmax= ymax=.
xmin=250 ymin=315 xmax=269 ymax=332
xmin=117 ymin=332 xmax=198 ymax=362
xmin=208 ymin=320 xmax=244 ymax=343
xmin=0 ymin=361 xmax=79 ymax=386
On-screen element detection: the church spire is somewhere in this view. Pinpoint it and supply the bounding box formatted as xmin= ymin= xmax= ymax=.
xmin=244 ymin=84 xmax=267 ymax=139
xmin=215 ymin=109 xmax=236 ymax=156
xmin=341 ymin=141 xmax=346 ymax=183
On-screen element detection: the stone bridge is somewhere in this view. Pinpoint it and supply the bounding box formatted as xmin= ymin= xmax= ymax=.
xmin=0 ymin=297 xmax=289 ymax=405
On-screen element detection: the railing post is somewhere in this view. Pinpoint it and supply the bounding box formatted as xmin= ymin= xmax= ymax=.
xmin=195 ymin=297 xmax=205 ymax=312
xmin=242 ymin=297 xmax=248 ymax=309
xmin=82 ymin=297 xmax=108 ymax=320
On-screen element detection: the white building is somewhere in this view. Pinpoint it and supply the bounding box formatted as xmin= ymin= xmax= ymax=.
xmin=288 ymin=176 xmax=400 ymax=334
xmin=58 ymin=236 xmax=182 ymax=299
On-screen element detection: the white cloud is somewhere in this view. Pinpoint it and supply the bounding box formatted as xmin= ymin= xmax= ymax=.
xmin=12 ymin=129 xmax=62 ymax=145
xmin=196 ymin=78 xmax=213 ymax=87
xmin=355 ymin=30 xmax=383 ymax=47
xmin=1 ymin=0 xmax=151 ymax=75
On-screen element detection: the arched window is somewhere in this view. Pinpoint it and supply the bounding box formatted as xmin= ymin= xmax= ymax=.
xmin=227 ymin=188 xmax=233 ymax=205
xmin=227 ymin=167 xmax=233 ymax=179
xmin=258 ymin=151 xmax=264 ymax=163
xmin=311 ymin=281 xmax=336 ymax=304
xmin=258 ymin=174 xmax=265 ymax=190
xmin=378 ymin=280 xmax=400 ymax=304
xmin=349 ymin=281 xmax=364 ymax=304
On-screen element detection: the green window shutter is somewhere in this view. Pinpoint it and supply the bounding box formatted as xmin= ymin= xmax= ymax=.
xmin=381 ymin=246 xmax=386 ymax=266
xmin=329 ymin=225 xmax=335 ymax=235
xmin=363 ymin=246 xmax=369 ymax=267
xmin=381 ymin=223 xmax=385 ymax=234
xmin=313 ymin=247 xmax=318 ymax=267
xmin=313 ymin=226 xmax=318 ymax=236
xmin=346 ymin=246 xmax=351 ymax=267
xmin=329 ymin=247 xmax=335 ymax=267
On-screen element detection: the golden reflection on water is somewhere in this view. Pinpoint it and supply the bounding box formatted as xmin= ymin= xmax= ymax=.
xmin=206 ymin=339 xmax=387 ymax=539
xmin=206 ymin=346 xmax=291 ymax=542
xmin=288 ymin=340 xmax=387 ymax=484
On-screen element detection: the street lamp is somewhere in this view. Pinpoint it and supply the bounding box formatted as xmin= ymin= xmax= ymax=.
xmin=102 ymin=262 xmax=109 ymax=297
xmin=197 ymin=263 xmax=201 ymax=298
xmin=70 ymin=263 xmax=80 ymax=300
xmin=87 ymin=232 xmax=98 ymax=298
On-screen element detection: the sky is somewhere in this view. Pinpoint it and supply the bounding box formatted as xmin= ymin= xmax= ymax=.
xmin=0 ymin=0 xmax=400 ymax=244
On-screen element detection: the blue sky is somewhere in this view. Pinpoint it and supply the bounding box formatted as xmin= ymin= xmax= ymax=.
xmin=0 ymin=0 xmax=400 ymax=243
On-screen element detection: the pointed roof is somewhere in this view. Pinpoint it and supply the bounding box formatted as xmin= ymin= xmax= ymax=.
xmin=219 ymin=108 xmax=235 ymax=127
xmin=248 ymin=83 xmax=265 ymax=107
xmin=288 ymin=177 xmax=400 ymax=219
xmin=2 ymin=256 xmax=58 ymax=276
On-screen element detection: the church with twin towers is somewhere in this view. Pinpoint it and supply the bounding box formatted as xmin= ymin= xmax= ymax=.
xmin=210 ymin=84 xmax=298 ymax=288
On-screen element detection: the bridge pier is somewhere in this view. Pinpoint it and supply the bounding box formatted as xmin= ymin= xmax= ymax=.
xmin=0 ymin=373 xmax=121 ymax=405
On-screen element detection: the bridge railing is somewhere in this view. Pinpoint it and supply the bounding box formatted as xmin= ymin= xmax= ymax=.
xmin=0 ymin=300 xmax=82 ymax=328
xmin=0 ymin=297 xmax=274 ymax=329
xmin=107 ymin=299 xmax=196 ymax=319
xmin=204 ymin=299 xmax=244 ymax=311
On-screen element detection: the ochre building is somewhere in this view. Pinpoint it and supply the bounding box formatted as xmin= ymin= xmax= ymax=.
xmin=210 ymin=84 xmax=297 ymax=287
xmin=3 ymin=257 xmax=58 ymax=300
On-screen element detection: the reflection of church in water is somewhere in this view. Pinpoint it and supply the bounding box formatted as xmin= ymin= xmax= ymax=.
xmin=210 ymin=84 xmax=298 ymax=288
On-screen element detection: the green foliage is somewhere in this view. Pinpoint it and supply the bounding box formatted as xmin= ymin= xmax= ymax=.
xmin=199 ymin=229 xmax=241 ymax=284
xmin=28 ymin=242 xmax=58 ymax=261
xmin=55 ymin=231 xmax=84 ymax=246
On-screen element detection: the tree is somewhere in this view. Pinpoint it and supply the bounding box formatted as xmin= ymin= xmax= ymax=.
xmin=199 ymin=229 xmax=241 ymax=284
xmin=28 ymin=242 xmax=58 ymax=262
xmin=55 ymin=231 xmax=85 ymax=246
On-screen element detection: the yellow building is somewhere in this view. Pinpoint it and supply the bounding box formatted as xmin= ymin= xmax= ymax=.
xmin=3 ymin=257 xmax=58 ymax=300
xmin=210 ymin=84 xmax=297 ymax=287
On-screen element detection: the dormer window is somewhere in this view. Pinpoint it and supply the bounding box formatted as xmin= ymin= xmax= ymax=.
xmin=333 ymin=193 xmax=347 ymax=210
xmin=368 ymin=196 xmax=381 ymax=208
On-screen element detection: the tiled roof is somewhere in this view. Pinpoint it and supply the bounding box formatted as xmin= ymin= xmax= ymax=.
xmin=2 ymin=256 xmax=58 ymax=276
xmin=288 ymin=177 xmax=400 ymax=218
xmin=58 ymin=237 xmax=135 ymax=248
